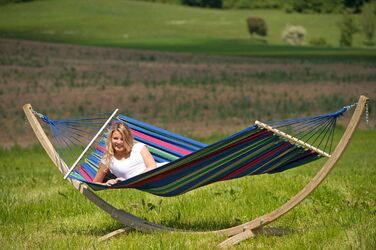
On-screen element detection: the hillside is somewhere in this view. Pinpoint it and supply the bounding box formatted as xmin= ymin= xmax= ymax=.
xmin=0 ymin=38 xmax=374 ymax=148
xmin=0 ymin=0 xmax=375 ymax=56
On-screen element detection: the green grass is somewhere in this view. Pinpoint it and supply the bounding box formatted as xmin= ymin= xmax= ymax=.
xmin=0 ymin=129 xmax=375 ymax=249
xmin=0 ymin=0 xmax=375 ymax=57
xmin=0 ymin=1 xmax=374 ymax=248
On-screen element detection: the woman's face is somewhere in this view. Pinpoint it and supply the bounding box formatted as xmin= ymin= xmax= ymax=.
xmin=111 ymin=130 xmax=125 ymax=152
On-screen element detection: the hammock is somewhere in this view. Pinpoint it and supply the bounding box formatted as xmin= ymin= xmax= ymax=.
xmin=23 ymin=95 xmax=369 ymax=246
xmin=35 ymin=104 xmax=345 ymax=196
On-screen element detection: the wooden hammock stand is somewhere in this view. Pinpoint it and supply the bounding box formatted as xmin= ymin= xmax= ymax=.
xmin=23 ymin=95 xmax=369 ymax=247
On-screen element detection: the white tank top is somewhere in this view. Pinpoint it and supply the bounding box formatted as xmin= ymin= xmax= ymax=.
xmin=102 ymin=142 xmax=146 ymax=180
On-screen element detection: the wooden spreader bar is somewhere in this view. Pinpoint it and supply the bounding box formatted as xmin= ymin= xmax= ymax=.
xmin=255 ymin=120 xmax=331 ymax=158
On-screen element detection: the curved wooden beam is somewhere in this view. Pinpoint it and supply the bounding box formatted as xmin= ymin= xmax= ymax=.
xmin=24 ymin=95 xmax=368 ymax=244
xmin=23 ymin=104 xmax=175 ymax=233
xmin=217 ymin=95 xmax=369 ymax=247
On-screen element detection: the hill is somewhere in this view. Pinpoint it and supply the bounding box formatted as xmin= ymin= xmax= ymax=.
xmin=0 ymin=0 xmax=375 ymax=56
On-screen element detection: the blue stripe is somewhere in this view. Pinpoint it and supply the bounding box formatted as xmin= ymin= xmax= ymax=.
xmin=127 ymin=123 xmax=202 ymax=152
xmin=118 ymin=115 xmax=206 ymax=148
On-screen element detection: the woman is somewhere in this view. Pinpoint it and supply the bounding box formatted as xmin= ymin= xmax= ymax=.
xmin=93 ymin=122 xmax=157 ymax=185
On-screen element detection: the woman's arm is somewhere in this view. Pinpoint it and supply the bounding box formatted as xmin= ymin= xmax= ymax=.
xmin=93 ymin=163 xmax=117 ymax=185
xmin=140 ymin=145 xmax=156 ymax=172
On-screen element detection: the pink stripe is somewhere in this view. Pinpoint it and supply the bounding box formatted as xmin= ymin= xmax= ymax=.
xmin=126 ymin=129 xmax=270 ymax=188
xmin=131 ymin=129 xmax=191 ymax=155
xmin=79 ymin=167 xmax=93 ymax=181
xmin=221 ymin=142 xmax=290 ymax=181
xmin=96 ymin=145 xmax=106 ymax=152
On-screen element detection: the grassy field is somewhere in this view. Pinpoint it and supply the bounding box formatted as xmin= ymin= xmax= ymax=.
xmin=0 ymin=128 xmax=375 ymax=249
xmin=0 ymin=0 xmax=375 ymax=57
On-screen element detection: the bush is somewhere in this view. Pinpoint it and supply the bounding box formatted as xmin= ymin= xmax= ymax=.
xmin=230 ymin=0 xmax=282 ymax=9
xmin=289 ymin=0 xmax=344 ymax=13
xmin=344 ymin=0 xmax=367 ymax=13
xmin=281 ymin=25 xmax=306 ymax=45
xmin=181 ymin=0 xmax=222 ymax=8
xmin=309 ymin=37 xmax=329 ymax=47
xmin=360 ymin=2 xmax=376 ymax=46
xmin=246 ymin=17 xmax=267 ymax=37
xmin=337 ymin=10 xmax=359 ymax=47
xmin=0 ymin=0 xmax=33 ymax=5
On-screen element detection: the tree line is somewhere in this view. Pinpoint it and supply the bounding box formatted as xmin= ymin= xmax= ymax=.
xmin=1 ymin=0 xmax=372 ymax=13
xmin=133 ymin=0 xmax=372 ymax=13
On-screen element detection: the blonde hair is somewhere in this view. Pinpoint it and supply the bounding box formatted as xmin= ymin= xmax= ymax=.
xmin=103 ymin=122 xmax=134 ymax=170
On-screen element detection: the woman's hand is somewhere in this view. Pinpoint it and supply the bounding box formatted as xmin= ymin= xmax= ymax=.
xmin=105 ymin=179 xmax=118 ymax=186
xmin=105 ymin=177 xmax=126 ymax=186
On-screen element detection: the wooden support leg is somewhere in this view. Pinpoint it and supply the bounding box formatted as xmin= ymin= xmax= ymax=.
xmin=218 ymin=229 xmax=256 ymax=248
xmin=218 ymin=227 xmax=290 ymax=248
xmin=99 ymin=227 xmax=133 ymax=241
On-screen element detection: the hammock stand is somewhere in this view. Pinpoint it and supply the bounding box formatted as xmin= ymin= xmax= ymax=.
xmin=23 ymin=95 xmax=368 ymax=247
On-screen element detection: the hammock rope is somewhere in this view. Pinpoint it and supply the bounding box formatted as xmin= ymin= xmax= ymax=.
xmin=34 ymin=104 xmax=355 ymax=197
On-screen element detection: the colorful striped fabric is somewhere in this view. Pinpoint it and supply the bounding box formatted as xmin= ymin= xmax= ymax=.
xmin=49 ymin=105 xmax=353 ymax=197
xmin=70 ymin=119 xmax=324 ymax=197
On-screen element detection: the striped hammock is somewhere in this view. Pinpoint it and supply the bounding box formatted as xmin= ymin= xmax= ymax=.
xmin=35 ymin=104 xmax=354 ymax=197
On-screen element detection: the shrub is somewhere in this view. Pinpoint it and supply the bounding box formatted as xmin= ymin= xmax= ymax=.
xmin=309 ymin=37 xmax=329 ymax=47
xmin=289 ymin=0 xmax=344 ymax=13
xmin=222 ymin=0 xmax=283 ymax=9
xmin=181 ymin=0 xmax=222 ymax=8
xmin=246 ymin=17 xmax=267 ymax=37
xmin=360 ymin=2 xmax=376 ymax=46
xmin=281 ymin=25 xmax=306 ymax=45
xmin=344 ymin=0 xmax=366 ymax=13
xmin=234 ymin=0 xmax=251 ymax=9
xmin=0 ymin=0 xmax=33 ymax=5
xmin=337 ymin=10 xmax=359 ymax=47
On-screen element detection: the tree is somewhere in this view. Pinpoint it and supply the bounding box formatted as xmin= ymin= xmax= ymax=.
xmin=246 ymin=17 xmax=267 ymax=37
xmin=344 ymin=0 xmax=369 ymax=13
xmin=361 ymin=1 xmax=376 ymax=45
xmin=181 ymin=0 xmax=222 ymax=8
xmin=290 ymin=0 xmax=344 ymax=13
xmin=338 ymin=10 xmax=359 ymax=47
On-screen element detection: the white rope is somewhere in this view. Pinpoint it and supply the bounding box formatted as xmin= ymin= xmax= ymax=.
xmin=31 ymin=109 xmax=45 ymax=119
xmin=344 ymin=102 xmax=357 ymax=111
xmin=365 ymin=101 xmax=369 ymax=124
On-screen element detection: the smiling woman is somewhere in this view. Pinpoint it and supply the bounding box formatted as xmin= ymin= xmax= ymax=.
xmin=93 ymin=122 xmax=161 ymax=185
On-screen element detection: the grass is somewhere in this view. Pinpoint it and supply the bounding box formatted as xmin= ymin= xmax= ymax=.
xmin=0 ymin=0 xmax=375 ymax=57
xmin=0 ymin=1 xmax=375 ymax=248
xmin=0 ymin=128 xmax=375 ymax=249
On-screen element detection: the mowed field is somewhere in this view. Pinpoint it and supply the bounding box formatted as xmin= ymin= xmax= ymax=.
xmin=0 ymin=38 xmax=375 ymax=148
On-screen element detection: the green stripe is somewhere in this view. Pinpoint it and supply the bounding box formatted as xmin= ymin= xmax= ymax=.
xmin=145 ymin=136 xmax=279 ymax=195
xmin=166 ymin=137 xmax=282 ymax=194
xmin=148 ymin=145 xmax=179 ymax=161
xmin=126 ymin=128 xmax=263 ymax=187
